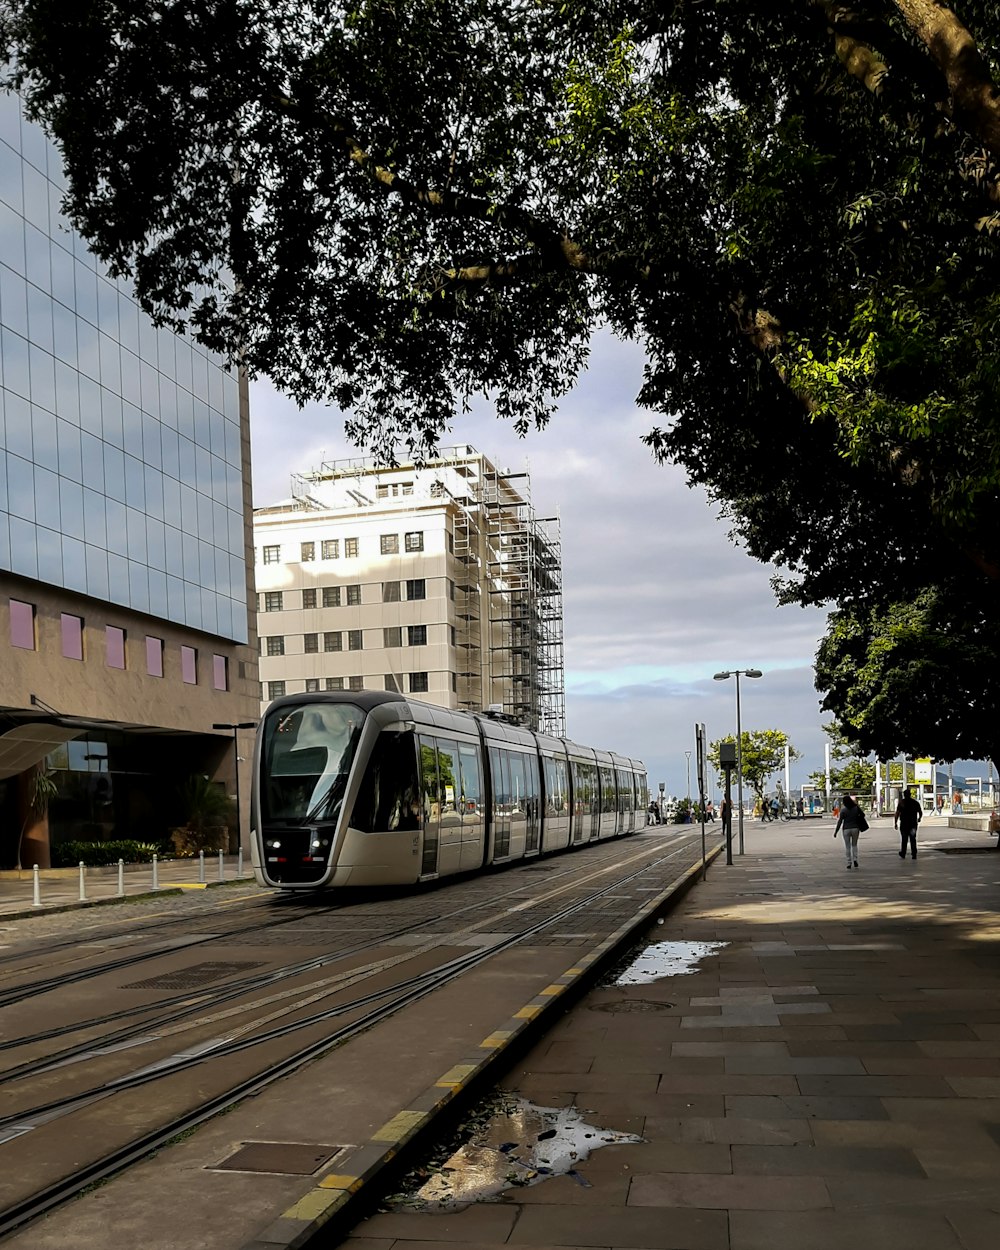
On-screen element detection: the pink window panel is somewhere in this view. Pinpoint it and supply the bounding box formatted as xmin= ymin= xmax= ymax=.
xmin=60 ymin=614 xmax=84 ymax=661
xmin=9 ymin=600 xmax=35 ymax=650
xmin=106 ymin=626 xmax=126 ymax=670
xmin=181 ymin=645 xmax=198 ymax=684
xmin=212 ymin=654 xmax=228 ymax=691
xmin=146 ymin=636 xmax=164 ymax=677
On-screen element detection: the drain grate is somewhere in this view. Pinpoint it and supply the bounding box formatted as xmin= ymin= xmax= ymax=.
xmin=211 ymin=1141 xmax=345 ymax=1175
xmin=123 ymin=960 xmax=264 ymax=990
xmin=590 ymin=999 xmax=674 ymax=1013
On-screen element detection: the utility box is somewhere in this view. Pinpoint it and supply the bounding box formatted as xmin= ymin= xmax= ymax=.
xmin=719 ymin=741 xmax=737 ymax=767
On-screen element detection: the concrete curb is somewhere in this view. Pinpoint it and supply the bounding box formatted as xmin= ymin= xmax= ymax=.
xmin=244 ymin=841 xmax=724 ymax=1250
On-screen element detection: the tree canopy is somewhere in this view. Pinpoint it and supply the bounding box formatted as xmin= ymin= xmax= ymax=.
xmin=3 ymin=1 xmax=999 ymax=600
xmin=708 ymin=730 xmax=800 ymax=801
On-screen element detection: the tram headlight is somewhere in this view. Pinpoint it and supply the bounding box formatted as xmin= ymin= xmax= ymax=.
xmin=268 ymin=840 xmax=281 ymax=849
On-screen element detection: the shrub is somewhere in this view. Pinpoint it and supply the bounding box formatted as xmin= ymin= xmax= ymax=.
xmin=51 ymin=840 xmax=166 ymax=868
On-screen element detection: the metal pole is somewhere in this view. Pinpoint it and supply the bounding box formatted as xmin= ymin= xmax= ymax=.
xmin=784 ymin=743 xmax=790 ymax=816
xmin=32 ymin=864 xmax=41 ymax=907
xmin=218 ymin=848 xmax=225 ymax=881
xmin=824 ymin=742 xmax=831 ymax=812
xmin=232 ymin=728 xmax=241 ymax=858
xmin=735 ymin=672 xmax=745 ymax=854
xmin=152 ymin=853 xmax=159 ymax=890
xmin=238 ymin=846 xmax=244 ymax=878
xmin=685 ymin=750 xmax=692 ymax=804
xmin=117 ymin=859 xmax=125 ymax=896
xmin=78 ymin=861 xmax=86 ymax=902
xmin=198 ymin=850 xmax=205 ymax=884
xmin=724 ymin=766 xmax=733 ymax=865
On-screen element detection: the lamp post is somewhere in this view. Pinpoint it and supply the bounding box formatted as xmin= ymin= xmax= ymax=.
xmin=713 ymin=669 xmax=763 ymax=855
xmin=685 ymin=750 xmax=692 ymax=806
xmin=213 ymin=722 xmax=256 ymax=853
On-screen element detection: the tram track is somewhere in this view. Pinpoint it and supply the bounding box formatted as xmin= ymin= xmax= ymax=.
xmin=0 ymin=831 xmax=714 ymax=1238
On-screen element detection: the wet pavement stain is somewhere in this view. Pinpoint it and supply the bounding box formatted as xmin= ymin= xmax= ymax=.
xmin=392 ymin=1100 xmax=643 ymax=1209
xmin=614 ymin=939 xmax=728 ymax=985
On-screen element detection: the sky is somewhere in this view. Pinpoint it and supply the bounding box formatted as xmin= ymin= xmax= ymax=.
xmin=248 ymin=329 xmax=843 ymax=803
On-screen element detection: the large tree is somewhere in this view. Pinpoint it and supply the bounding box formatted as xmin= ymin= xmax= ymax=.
xmin=3 ymin=1 xmax=999 ymax=602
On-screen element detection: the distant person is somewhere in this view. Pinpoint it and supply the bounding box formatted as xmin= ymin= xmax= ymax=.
xmin=771 ymin=796 xmax=781 ymax=821
xmin=760 ymin=798 xmax=771 ymax=823
xmin=720 ymin=796 xmax=732 ymax=838
xmin=706 ymin=800 xmax=716 ymax=822
xmin=936 ymin=795 xmax=945 ymax=817
xmin=796 ymin=797 xmax=804 ymax=818
xmin=895 ymin=787 xmax=922 ymax=859
xmin=834 ymin=793 xmax=867 ymax=869
xmin=953 ymin=792 xmax=964 ymax=814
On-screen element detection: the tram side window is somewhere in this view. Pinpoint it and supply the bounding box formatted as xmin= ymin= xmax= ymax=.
xmin=490 ymin=746 xmax=511 ymax=858
xmin=600 ymin=766 xmax=616 ymax=813
xmin=350 ymin=731 xmax=420 ymax=833
xmin=617 ymin=769 xmax=631 ymax=813
xmin=458 ymin=744 xmax=484 ymax=818
xmin=544 ymin=756 xmax=568 ymax=815
xmin=508 ymin=752 xmax=528 ymax=825
xmin=435 ymin=740 xmax=461 ymax=824
xmin=419 ymin=740 xmax=441 ymax=826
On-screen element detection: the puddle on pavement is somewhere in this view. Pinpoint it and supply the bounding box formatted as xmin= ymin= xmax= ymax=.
xmin=390 ymin=1099 xmax=642 ymax=1210
xmin=614 ymin=939 xmax=728 ymax=985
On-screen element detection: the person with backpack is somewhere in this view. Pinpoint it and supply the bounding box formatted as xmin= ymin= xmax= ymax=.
xmin=894 ymin=787 xmax=922 ymax=859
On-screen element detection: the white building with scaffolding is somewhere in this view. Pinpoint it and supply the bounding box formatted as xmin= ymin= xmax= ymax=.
xmin=252 ymin=447 xmax=566 ymax=734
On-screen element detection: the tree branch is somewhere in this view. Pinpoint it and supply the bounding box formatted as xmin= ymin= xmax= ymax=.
xmin=892 ymin=0 xmax=1000 ymax=159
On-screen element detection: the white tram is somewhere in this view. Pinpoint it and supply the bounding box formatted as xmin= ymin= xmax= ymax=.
xmin=250 ymin=692 xmax=648 ymax=889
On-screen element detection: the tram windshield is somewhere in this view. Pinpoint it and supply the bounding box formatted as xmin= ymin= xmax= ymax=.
xmin=261 ymin=702 xmax=366 ymax=824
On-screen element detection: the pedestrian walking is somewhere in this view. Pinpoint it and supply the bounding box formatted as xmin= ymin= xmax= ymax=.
xmin=720 ymin=796 xmax=732 ymax=839
xmin=894 ymin=787 xmax=922 ymax=859
xmin=834 ymin=793 xmax=867 ymax=869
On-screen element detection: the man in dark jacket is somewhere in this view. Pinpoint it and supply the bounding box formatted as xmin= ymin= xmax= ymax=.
xmin=894 ymin=788 xmax=922 ymax=859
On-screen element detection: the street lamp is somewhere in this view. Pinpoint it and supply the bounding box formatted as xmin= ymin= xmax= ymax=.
xmin=685 ymin=750 xmax=692 ymax=805
xmin=213 ymin=722 xmax=257 ymax=852
xmin=713 ymin=669 xmax=763 ymax=855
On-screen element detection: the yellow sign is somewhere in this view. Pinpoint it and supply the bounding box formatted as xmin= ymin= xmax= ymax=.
xmin=914 ymin=758 xmax=933 ymax=783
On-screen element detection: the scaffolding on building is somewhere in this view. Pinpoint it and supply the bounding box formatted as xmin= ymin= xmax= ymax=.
xmin=286 ymin=447 xmax=566 ymax=736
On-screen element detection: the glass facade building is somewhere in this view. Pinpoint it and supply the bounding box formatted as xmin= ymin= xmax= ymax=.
xmin=0 ymin=91 xmax=247 ymax=643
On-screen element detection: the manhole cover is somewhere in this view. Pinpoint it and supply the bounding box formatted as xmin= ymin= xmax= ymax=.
xmin=123 ymin=960 xmax=264 ymax=990
xmin=590 ymin=999 xmax=674 ymax=1013
xmin=211 ymin=1141 xmax=345 ymax=1175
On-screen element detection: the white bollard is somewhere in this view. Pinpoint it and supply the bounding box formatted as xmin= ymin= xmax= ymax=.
xmin=78 ymin=861 xmax=87 ymax=902
xmin=198 ymin=850 xmax=205 ymax=884
xmin=32 ymin=864 xmax=41 ymax=907
xmin=218 ymin=849 xmax=225 ymax=881
xmin=117 ymin=859 xmax=125 ymax=896
xmin=238 ymin=846 xmax=244 ymax=878
xmin=152 ymin=854 xmax=159 ymax=891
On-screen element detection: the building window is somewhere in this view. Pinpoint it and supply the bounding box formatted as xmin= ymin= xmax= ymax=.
xmin=430 ymin=481 xmax=444 ymax=497
xmin=406 ymin=579 xmax=426 ymax=601
xmin=385 ymin=674 xmax=400 ymax=692
xmin=146 ymin=635 xmax=164 ymax=677
xmin=267 ymin=680 xmax=286 ymax=700
xmin=61 ymin=614 xmax=84 ymax=661
xmin=345 ymin=537 xmax=359 ymax=558
xmin=447 ymin=531 xmax=454 ymax=554
xmin=266 ymin=636 xmax=285 ymax=656
xmin=348 ymin=675 xmax=363 ymax=691
xmin=380 ymin=534 xmax=399 ymax=555
xmin=10 ymin=600 xmax=36 ymax=650
xmin=384 ymin=626 xmax=402 ymax=648
xmin=321 ymin=539 xmax=339 ymax=559
xmin=324 ymin=631 xmax=342 ymax=652
xmin=348 ymin=630 xmax=363 ymax=651
xmin=264 ymin=591 xmax=283 ymax=612
xmin=305 ymin=678 xmax=320 ymax=693
xmin=263 ymin=545 xmax=280 ymax=564
xmin=213 ymin=654 xmax=229 ymax=691
xmin=405 ymin=531 xmax=424 ymax=552
xmin=325 ymin=677 xmax=344 ymax=691
xmin=401 ymin=481 xmax=413 ymax=495
xmin=302 ymin=588 xmax=317 ymax=609
xmin=448 ymin=579 xmax=455 ymax=600
xmin=301 ymin=541 xmax=315 ymax=562
xmin=449 ymin=625 xmax=457 ymax=647
xmin=106 ymin=626 xmax=126 ymax=670
xmin=304 ymin=633 xmax=319 ymax=654
xmin=181 ymin=645 xmax=198 ymax=684
xmin=382 ymin=581 xmax=401 ymax=602
xmin=408 ymin=625 xmax=427 ymax=647
xmin=346 ymin=584 xmax=361 ymax=606
xmin=409 ymin=672 xmax=428 ymax=693
xmin=322 ymin=587 xmax=341 ymax=608
xmin=451 ymin=671 xmax=458 ymax=692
